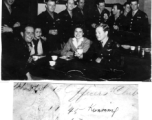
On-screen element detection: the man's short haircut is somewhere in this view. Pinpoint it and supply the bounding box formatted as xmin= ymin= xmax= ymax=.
xmin=124 ymin=2 xmax=130 ymax=6
xmin=21 ymin=23 xmax=34 ymax=32
xmin=45 ymin=0 xmax=56 ymax=4
xmin=113 ymin=3 xmax=123 ymax=11
xmin=130 ymin=0 xmax=139 ymax=3
xmin=77 ymin=0 xmax=85 ymax=2
xmin=96 ymin=23 xmax=110 ymax=33
xmin=96 ymin=0 xmax=105 ymax=5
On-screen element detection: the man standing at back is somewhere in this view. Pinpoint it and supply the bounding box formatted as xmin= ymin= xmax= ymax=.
xmin=73 ymin=0 xmax=87 ymax=27
xmin=37 ymin=0 xmax=61 ymax=54
xmin=58 ymin=0 xmax=75 ymax=43
xmin=125 ymin=0 xmax=149 ymax=45
xmin=91 ymin=0 xmax=109 ymax=29
xmin=89 ymin=0 xmax=109 ymax=40
xmin=2 ymin=0 xmax=21 ymax=80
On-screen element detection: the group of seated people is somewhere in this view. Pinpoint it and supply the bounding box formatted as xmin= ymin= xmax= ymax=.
xmin=1 ymin=0 xmax=150 ymax=80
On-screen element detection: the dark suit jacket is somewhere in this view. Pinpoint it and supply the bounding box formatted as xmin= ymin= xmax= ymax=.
xmin=73 ymin=7 xmax=88 ymax=27
xmin=37 ymin=10 xmax=59 ymax=36
xmin=58 ymin=9 xmax=76 ymax=42
xmin=2 ymin=2 xmax=22 ymax=57
xmin=13 ymin=37 xmax=32 ymax=79
xmin=90 ymin=7 xmax=109 ymax=25
xmin=88 ymin=38 xmax=121 ymax=69
xmin=108 ymin=14 xmax=124 ymax=31
xmin=125 ymin=10 xmax=149 ymax=36
xmin=2 ymin=1 xmax=19 ymax=27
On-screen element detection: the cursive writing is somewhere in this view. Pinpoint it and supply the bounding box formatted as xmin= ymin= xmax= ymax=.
xmin=111 ymin=85 xmax=138 ymax=96
xmin=88 ymin=104 xmax=119 ymax=117
xmin=68 ymin=86 xmax=108 ymax=103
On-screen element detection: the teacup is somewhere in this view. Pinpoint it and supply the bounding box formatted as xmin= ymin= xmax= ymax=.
xmin=77 ymin=49 xmax=83 ymax=54
xmin=32 ymin=56 xmax=39 ymax=61
xmin=51 ymin=55 xmax=58 ymax=61
xmin=130 ymin=46 xmax=135 ymax=50
xmin=49 ymin=61 xmax=56 ymax=66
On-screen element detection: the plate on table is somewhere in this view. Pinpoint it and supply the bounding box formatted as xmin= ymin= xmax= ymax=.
xmin=59 ymin=56 xmax=73 ymax=61
xmin=121 ymin=45 xmax=131 ymax=49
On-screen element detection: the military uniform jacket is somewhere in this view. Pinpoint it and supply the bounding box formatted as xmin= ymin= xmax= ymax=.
xmin=73 ymin=7 xmax=88 ymax=27
xmin=90 ymin=7 xmax=109 ymax=25
xmin=108 ymin=14 xmax=124 ymax=31
xmin=37 ymin=11 xmax=60 ymax=36
xmin=2 ymin=1 xmax=19 ymax=27
xmin=58 ymin=10 xmax=75 ymax=32
xmin=125 ymin=10 xmax=149 ymax=36
xmin=89 ymin=38 xmax=121 ymax=69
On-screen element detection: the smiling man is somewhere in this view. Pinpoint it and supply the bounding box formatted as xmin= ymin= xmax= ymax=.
xmin=37 ymin=0 xmax=62 ymax=54
xmin=88 ymin=24 xmax=122 ymax=71
xmin=124 ymin=0 xmax=149 ymax=45
xmin=12 ymin=25 xmax=36 ymax=80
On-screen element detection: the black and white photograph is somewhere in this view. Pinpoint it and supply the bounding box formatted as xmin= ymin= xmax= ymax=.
xmin=13 ymin=82 xmax=138 ymax=120
xmin=1 ymin=0 xmax=151 ymax=81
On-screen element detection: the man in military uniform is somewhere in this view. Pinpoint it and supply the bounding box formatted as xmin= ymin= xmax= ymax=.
xmin=107 ymin=3 xmax=124 ymax=43
xmin=90 ymin=0 xmax=109 ymax=28
xmin=125 ymin=0 xmax=149 ymax=45
xmin=89 ymin=0 xmax=109 ymax=40
xmin=37 ymin=0 xmax=61 ymax=54
xmin=123 ymin=2 xmax=131 ymax=17
xmin=58 ymin=0 xmax=75 ymax=43
xmin=73 ymin=0 xmax=88 ymax=27
xmin=2 ymin=0 xmax=21 ymax=80
xmin=88 ymin=24 xmax=121 ymax=70
xmin=2 ymin=25 xmax=35 ymax=80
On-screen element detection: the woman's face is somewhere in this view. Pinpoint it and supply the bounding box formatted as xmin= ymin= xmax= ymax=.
xmin=35 ymin=28 xmax=42 ymax=39
xmin=103 ymin=13 xmax=109 ymax=20
xmin=74 ymin=28 xmax=84 ymax=39
xmin=96 ymin=27 xmax=108 ymax=42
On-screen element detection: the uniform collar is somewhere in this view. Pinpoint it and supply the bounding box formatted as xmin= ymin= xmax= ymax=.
xmin=98 ymin=8 xmax=104 ymax=14
xmin=101 ymin=37 xmax=109 ymax=47
xmin=46 ymin=9 xmax=54 ymax=19
xmin=132 ymin=9 xmax=138 ymax=16
xmin=4 ymin=2 xmax=11 ymax=14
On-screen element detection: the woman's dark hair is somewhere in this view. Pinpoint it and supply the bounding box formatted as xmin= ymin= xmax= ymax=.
xmin=73 ymin=24 xmax=86 ymax=37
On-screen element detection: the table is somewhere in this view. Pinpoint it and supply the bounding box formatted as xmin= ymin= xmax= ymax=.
xmin=30 ymin=52 xmax=151 ymax=81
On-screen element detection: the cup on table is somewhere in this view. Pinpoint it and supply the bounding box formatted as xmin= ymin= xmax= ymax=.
xmin=51 ymin=55 xmax=58 ymax=61
xmin=130 ymin=46 xmax=136 ymax=51
xmin=49 ymin=61 xmax=56 ymax=66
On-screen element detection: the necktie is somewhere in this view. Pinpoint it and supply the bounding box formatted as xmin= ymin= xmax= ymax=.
xmin=50 ymin=12 xmax=54 ymax=19
xmin=132 ymin=12 xmax=135 ymax=16
xmin=37 ymin=39 xmax=43 ymax=55
xmin=8 ymin=6 xmax=12 ymax=14
xmin=69 ymin=11 xmax=72 ymax=18
xmin=81 ymin=9 xmax=83 ymax=15
xmin=29 ymin=42 xmax=35 ymax=55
